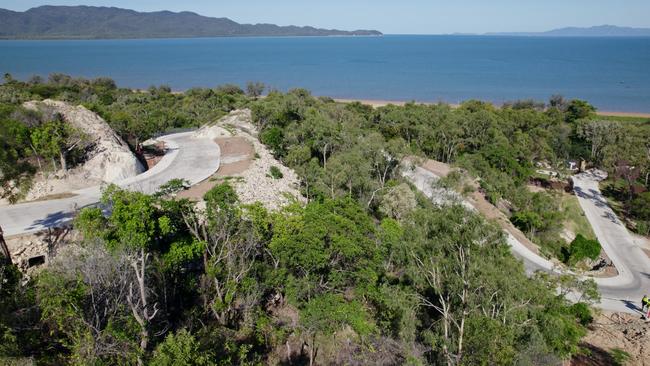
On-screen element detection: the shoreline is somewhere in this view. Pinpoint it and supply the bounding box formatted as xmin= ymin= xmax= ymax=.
xmin=139 ymin=90 xmax=650 ymax=119
xmin=332 ymin=98 xmax=650 ymax=118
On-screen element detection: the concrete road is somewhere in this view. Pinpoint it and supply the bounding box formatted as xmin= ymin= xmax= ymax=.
xmin=573 ymin=170 xmax=650 ymax=314
xmin=0 ymin=132 xmax=221 ymax=237
xmin=403 ymin=166 xmax=562 ymax=275
xmin=405 ymin=165 xmax=650 ymax=314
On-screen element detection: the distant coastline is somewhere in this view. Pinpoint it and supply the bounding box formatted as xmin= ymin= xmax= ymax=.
xmin=0 ymin=34 xmax=384 ymax=41
xmin=485 ymin=25 xmax=650 ymax=37
xmin=0 ymin=6 xmax=382 ymax=40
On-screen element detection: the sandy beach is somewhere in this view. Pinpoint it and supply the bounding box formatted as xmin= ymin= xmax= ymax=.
xmin=332 ymin=98 xmax=650 ymax=118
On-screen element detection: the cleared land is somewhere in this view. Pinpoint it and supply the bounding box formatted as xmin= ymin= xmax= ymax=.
xmin=572 ymin=311 xmax=650 ymax=366
xmin=177 ymin=136 xmax=254 ymax=200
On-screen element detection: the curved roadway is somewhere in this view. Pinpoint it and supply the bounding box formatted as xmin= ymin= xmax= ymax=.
xmin=572 ymin=171 xmax=650 ymax=313
xmin=405 ymin=165 xmax=650 ymax=314
xmin=3 ymin=141 xmax=648 ymax=314
xmin=0 ymin=132 xmax=221 ymax=237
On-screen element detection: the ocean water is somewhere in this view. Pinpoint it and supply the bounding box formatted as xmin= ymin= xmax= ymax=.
xmin=1 ymin=35 xmax=649 ymax=112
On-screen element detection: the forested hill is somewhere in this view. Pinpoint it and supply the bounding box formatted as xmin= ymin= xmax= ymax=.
xmin=0 ymin=6 xmax=383 ymax=39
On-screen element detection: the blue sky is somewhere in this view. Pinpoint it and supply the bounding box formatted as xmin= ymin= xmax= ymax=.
xmin=3 ymin=1 xmax=649 ymax=34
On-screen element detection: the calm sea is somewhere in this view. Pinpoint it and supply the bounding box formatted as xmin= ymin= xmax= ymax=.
xmin=1 ymin=35 xmax=649 ymax=112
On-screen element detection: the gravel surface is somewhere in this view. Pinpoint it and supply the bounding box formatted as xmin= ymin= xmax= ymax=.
xmin=193 ymin=109 xmax=304 ymax=210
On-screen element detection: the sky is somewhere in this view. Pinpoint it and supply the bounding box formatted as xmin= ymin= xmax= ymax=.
xmin=2 ymin=1 xmax=649 ymax=34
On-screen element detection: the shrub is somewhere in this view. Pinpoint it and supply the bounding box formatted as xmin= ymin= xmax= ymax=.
xmin=260 ymin=127 xmax=284 ymax=157
xmin=631 ymin=192 xmax=650 ymax=221
xmin=150 ymin=329 xmax=213 ymax=366
xmin=636 ymin=221 xmax=650 ymax=236
xmin=565 ymin=234 xmax=601 ymax=265
xmin=269 ymin=166 xmax=283 ymax=179
xmin=570 ymin=303 xmax=593 ymax=326
xmin=155 ymin=178 xmax=190 ymax=197
xmin=204 ymin=182 xmax=237 ymax=203
xmin=511 ymin=211 xmax=543 ymax=236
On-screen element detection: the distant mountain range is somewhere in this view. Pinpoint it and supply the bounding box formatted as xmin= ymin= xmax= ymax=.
xmin=487 ymin=25 xmax=650 ymax=37
xmin=0 ymin=6 xmax=382 ymax=39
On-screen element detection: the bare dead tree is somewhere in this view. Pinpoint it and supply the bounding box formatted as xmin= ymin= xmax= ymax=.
xmin=46 ymin=242 xmax=136 ymax=361
xmin=412 ymin=244 xmax=476 ymax=366
xmin=126 ymin=247 xmax=159 ymax=366
xmin=202 ymin=220 xmax=259 ymax=325
xmin=181 ymin=202 xmax=260 ymax=326
xmin=79 ymin=245 xmax=133 ymax=359
xmin=615 ymin=160 xmax=641 ymax=202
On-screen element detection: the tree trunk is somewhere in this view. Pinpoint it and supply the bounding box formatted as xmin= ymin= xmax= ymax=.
xmin=127 ymin=248 xmax=158 ymax=366
xmin=59 ymin=151 xmax=67 ymax=172
xmin=29 ymin=144 xmax=42 ymax=170
xmin=0 ymin=225 xmax=11 ymax=264
xmin=322 ymin=143 xmax=329 ymax=171
xmin=286 ymin=341 xmax=292 ymax=365
xmin=309 ymin=334 xmax=317 ymax=366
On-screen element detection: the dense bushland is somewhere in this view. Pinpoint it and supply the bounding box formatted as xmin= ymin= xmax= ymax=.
xmin=1 ymin=74 xmax=648 ymax=365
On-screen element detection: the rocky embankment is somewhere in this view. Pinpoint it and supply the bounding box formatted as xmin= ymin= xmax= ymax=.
xmin=572 ymin=312 xmax=650 ymax=366
xmin=193 ymin=109 xmax=303 ymax=210
xmin=22 ymin=100 xmax=144 ymax=201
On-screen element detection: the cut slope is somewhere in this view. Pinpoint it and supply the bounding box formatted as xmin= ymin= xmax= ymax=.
xmin=22 ymin=100 xmax=144 ymax=200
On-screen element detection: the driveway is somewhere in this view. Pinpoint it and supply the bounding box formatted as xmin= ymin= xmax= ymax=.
xmin=0 ymin=132 xmax=221 ymax=237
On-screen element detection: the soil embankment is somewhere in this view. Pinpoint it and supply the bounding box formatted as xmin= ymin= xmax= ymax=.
xmin=572 ymin=312 xmax=650 ymax=366
xmin=417 ymin=159 xmax=619 ymax=277
xmin=417 ymin=159 xmax=543 ymax=256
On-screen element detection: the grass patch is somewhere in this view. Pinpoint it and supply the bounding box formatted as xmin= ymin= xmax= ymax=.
xmin=222 ymin=123 xmax=238 ymax=135
xmin=609 ymin=348 xmax=631 ymax=366
xmin=560 ymin=192 xmax=597 ymax=240
xmin=212 ymin=176 xmax=245 ymax=183
xmin=269 ymin=166 xmax=283 ymax=179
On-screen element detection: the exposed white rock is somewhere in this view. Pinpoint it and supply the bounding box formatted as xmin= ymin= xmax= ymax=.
xmin=195 ymin=109 xmax=258 ymax=138
xmin=21 ymin=100 xmax=145 ymax=200
xmin=235 ymin=134 xmax=304 ymax=210
xmin=195 ymin=109 xmax=303 ymax=210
